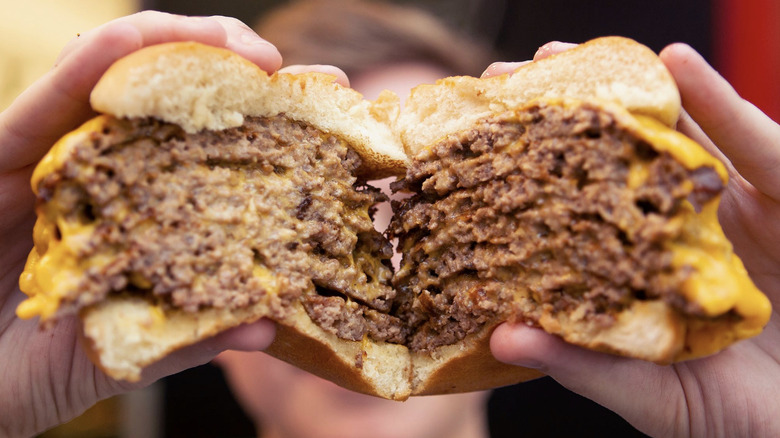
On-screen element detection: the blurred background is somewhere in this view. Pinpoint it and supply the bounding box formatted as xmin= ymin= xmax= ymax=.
xmin=3 ymin=0 xmax=778 ymax=120
xmin=4 ymin=1 xmax=777 ymax=437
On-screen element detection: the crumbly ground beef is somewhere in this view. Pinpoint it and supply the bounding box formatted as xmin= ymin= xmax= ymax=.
xmin=388 ymin=102 xmax=723 ymax=352
xmin=38 ymin=115 xmax=401 ymax=340
xmin=38 ymin=101 xmax=724 ymax=352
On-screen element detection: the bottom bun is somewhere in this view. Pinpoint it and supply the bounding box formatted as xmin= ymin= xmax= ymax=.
xmin=80 ymin=295 xmax=542 ymax=400
xmin=81 ymin=296 xmax=415 ymax=400
xmin=411 ymin=324 xmax=543 ymax=396
xmin=80 ymin=296 xmax=276 ymax=383
xmin=79 ymin=294 xmax=685 ymax=400
xmin=264 ymin=302 xmax=413 ymax=400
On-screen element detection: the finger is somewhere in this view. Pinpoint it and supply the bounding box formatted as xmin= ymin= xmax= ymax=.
xmin=279 ymin=64 xmax=351 ymax=88
xmin=480 ymin=40 xmax=579 ymax=79
xmin=490 ymin=323 xmax=684 ymax=434
xmin=0 ymin=21 xmax=143 ymax=173
xmin=54 ymin=11 xmax=226 ymax=67
xmin=134 ymin=318 xmax=276 ymax=384
xmin=480 ymin=61 xmax=530 ymax=78
xmin=209 ymin=15 xmax=283 ymax=73
xmin=660 ymin=43 xmax=780 ymax=201
xmin=55 ymin=12 xmax=281 ymax=72
xmin=534 ymin=41 xmax=578 ymax=61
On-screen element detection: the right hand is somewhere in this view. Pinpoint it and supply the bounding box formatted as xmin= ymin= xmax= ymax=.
xmin=488 ymin=41 xmax=780 ymax=437
xmin=0 ymin=11 xmax=282 ymax=437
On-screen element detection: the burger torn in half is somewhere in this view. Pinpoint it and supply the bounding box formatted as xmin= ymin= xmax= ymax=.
xmin=17 ymin=38 xmax=771 ymax=400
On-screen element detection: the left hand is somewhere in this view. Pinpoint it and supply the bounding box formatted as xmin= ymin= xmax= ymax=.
xmin=0 ymin=12 xmax=282 ymax=436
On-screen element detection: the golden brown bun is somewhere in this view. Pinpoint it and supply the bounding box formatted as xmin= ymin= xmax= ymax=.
xmin=265 ymin=303 xmax=413 ymax=400
xmin=18 ymin=38 xmax=771 ymax=401
xmin=399 ymin=36 xmax=681 ymax=157
xmin=410 ymin=322 xmax=543 ymax=396
xmin=82 ymin=295 xmax=412 ymax=400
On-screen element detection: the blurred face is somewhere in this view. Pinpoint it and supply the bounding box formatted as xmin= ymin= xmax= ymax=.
xmin=216 ymin=350 xmax=489 ymax=438
xmin=216 ymin=62 xmax=488 ymax=438
xmin=349 ymin=61 xmax=450 ymax=104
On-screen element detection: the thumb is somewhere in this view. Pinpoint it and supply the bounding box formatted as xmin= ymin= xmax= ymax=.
xmin=130 ymin=318 xmax=276 ymax=385
xmin=490 ymin=322 xmax=684 ymax=434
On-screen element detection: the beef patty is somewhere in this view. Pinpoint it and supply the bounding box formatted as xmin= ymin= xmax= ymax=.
xmin=31 ymin=100 xmax=727 ymax=353
xmin=33 ymin=114 xmax=404 ymax=341
xmin=388 ymin=101 xmax=723 ymax=352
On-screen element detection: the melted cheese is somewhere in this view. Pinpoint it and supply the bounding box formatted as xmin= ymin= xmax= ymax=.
xmin=626 ymin=160 xmax=650 ymax=190
xmin=668 ymin=200 xmax=771 ymax=358
xmin=19 ymin=117 xmax=115 ymax=320
xmin=632 ymin=114 xmax=728 ymax=178
xmin=17 ymin=213 xmax=106 ymax=320
xmin=625 ymin=114 xmax=769 ymax=357
xmin=18 ymin=222 xmax=76 ymax=320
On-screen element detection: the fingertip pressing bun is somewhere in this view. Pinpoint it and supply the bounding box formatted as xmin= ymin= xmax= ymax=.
xmin=410 ymin=324 xmax=543 ymax=396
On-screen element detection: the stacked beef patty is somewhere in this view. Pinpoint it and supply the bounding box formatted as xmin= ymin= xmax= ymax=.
xmin=388 ymin=100 xmax=723 ymax=352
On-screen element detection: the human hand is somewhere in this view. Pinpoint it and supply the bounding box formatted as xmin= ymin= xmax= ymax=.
xmin=0 ymin=11 xmax=282 ymax=437
xmin=489 ymin=42 xmax=780 ymax=436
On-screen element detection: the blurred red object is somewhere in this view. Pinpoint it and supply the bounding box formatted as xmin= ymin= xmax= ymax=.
xmin=714 ymin=0 xmax=780 ymax=122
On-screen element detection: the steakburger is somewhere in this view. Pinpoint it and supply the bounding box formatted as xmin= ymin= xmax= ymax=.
xmin=17 ymin=37 xmax=771 ymax=400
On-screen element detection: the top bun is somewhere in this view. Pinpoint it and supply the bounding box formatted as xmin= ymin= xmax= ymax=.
xmin=90 ymin=42 xmax=408 ymax=178
xmin=399 ymin=36 xmax=681 ymax=157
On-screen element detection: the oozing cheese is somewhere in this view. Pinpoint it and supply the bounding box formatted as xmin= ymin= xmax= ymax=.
xmin=631 ymin=114 xmax=728 ymax=180
xmin=668 ymin=200 xmax=771 ymax=358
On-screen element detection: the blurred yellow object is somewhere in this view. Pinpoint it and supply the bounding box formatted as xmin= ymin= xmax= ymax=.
xmin=37 ymin=397 xmax=121 ymax=438
xmin=0 ymin=0 xmax=138 ymax=110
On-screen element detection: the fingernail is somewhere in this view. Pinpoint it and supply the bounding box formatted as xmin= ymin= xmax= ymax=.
xmin=512 ymin=357 xmax=544 ymax=369
xmin=481 ymin=61 xmax=531 ymax=78
xmin=481 ymin=62 xmax=503 ymax=78
xmin=534 ymin=41 xmax=576 ymax=60
xmin=240 ymin=31 xmax=272 ymax=46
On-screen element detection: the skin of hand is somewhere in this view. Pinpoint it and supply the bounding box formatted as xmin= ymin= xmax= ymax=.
xmin=0 ymin=11 xmax=298 ymax=437
xmin=488 ymin=42 xmax=780 ymax=436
